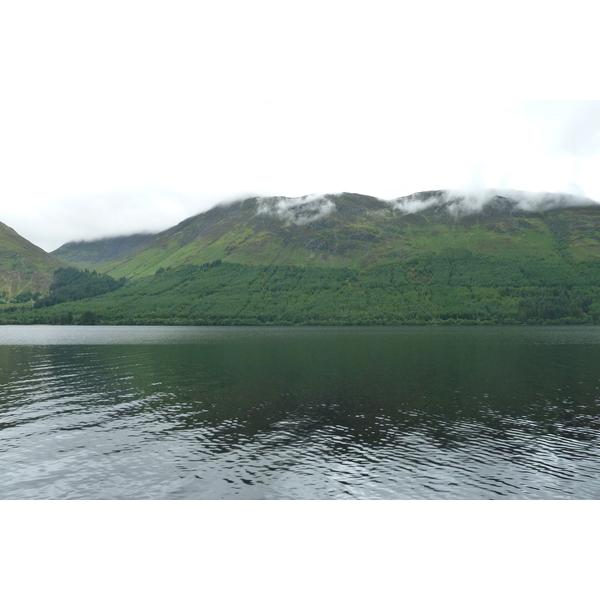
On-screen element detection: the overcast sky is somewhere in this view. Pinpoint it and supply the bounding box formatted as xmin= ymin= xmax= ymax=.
xmin=1 ymin=1 xmax=600 ymax=251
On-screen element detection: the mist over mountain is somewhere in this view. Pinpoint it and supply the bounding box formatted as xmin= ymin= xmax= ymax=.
xmin=51 ymin=188 xmax=600 ymax=280
xmin=392 ymin=188 xmax=596 ymax=216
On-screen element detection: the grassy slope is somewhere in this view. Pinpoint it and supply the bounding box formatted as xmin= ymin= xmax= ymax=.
xmin=0 ymin=221 xmax=65 ymax=296
xmin=51 ymin=194 xmax=600 ymax=280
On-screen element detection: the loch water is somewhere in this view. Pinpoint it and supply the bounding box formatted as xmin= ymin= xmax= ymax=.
xmin=1 ymin=325 xmax=599 ymax=499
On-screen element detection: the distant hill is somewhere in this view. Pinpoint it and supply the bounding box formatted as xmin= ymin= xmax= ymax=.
xmin=52 ymin=233 xmax=156 ymax=268
xmin=0 ymin=220 xmax=65 ymax=296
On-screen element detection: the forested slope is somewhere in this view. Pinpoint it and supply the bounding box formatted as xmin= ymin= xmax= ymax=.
xmin=5 ymin=254 xmax=600 ymax=325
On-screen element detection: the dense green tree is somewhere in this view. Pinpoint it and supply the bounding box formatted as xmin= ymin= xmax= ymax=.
xmin=3 ymin=257 xmax=600 ymax=326
xmin=34 ymin=267 xmax=125 ymax=308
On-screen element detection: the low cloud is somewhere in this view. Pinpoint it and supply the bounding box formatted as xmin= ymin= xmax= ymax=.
xmin=391 ymin=192 xmax=447 ymax=214
xmin=30 ymin=188 xmax=225 ymax=251
xmin=446 ymin=189 xmax=596 ymax=215
xmin=390 ymin=188 xmax=597 ymax=218
xmin=256 ymin=194 xmax=337 ymax=225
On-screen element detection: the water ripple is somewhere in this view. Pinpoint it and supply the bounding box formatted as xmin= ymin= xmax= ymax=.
xmin=2 ymin=327 xmax=600 ymax=498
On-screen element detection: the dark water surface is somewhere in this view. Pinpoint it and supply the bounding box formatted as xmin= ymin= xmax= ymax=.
xmin=1 ymin=325 xmax=599 ymax=499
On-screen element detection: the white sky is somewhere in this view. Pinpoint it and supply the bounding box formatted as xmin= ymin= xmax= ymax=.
xmin=1 ymin=0 xmax=600 ymax=251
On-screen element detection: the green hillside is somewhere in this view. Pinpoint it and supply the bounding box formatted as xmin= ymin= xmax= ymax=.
xmin=51 ymin=191 xmax=600 ymax=279
xmin=0 ymin=221 xmax=65 ymax=297
xmin=2 ymin=189 xmax=599 ymax=325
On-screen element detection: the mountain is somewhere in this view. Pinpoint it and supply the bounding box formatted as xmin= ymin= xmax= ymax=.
xmin=51 ymin=233 xmax=156 ymax=269
xmin=52 ymin=189 xmax=600 ymax=278
xmin=0 ymin=220 xmax=65 ymax=296
xmin=6 ymin=188 xmax=600 ymax=326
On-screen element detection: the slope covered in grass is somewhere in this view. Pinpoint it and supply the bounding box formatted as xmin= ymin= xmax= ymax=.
xmin=0 ymin=221 xmax=65 ymax=296
xmin=51 ymin=191 xmax=600 ymax=281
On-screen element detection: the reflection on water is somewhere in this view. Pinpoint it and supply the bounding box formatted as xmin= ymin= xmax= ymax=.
xmin=1 ymin=326 xmax=599 ymax=499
